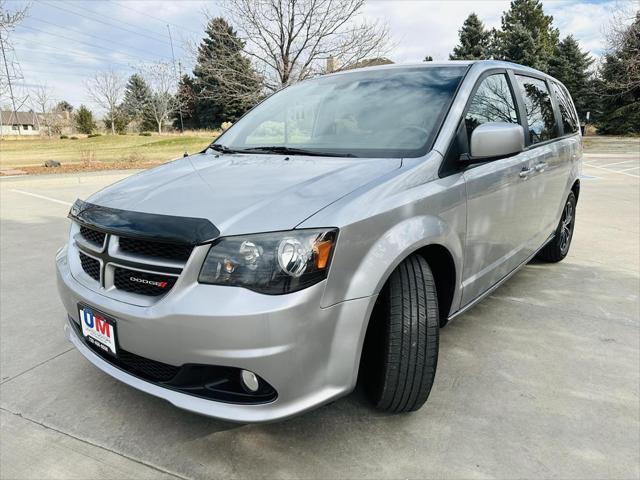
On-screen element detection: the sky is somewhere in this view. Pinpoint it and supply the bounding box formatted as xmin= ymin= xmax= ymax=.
xmin=1 ymin=0 xmax=631 ymax=115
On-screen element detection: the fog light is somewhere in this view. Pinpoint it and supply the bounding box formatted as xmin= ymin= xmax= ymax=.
xmin=241 ymin=370 xmax=259 ymax=392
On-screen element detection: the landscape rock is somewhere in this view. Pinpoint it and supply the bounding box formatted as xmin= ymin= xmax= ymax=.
xmin=44 ymin=160 xmax=61 ymax=168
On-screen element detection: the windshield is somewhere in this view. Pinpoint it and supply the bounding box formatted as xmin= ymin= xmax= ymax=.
xmin=214 ymin=66 xmax=467 ymax=158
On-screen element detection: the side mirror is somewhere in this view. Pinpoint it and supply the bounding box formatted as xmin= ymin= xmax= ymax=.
xmin=467 ymin=122 xmax=524 ymax=161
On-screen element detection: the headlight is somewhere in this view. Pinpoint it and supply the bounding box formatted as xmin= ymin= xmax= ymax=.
xmin=198 ymin=229 xmax=338 ymax=294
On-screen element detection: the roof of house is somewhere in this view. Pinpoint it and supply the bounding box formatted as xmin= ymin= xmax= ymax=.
xmin=0 ymin=110 xmax=38 ymax=125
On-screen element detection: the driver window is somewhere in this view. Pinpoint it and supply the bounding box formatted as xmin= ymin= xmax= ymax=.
xmin=465 ymin=74 xmax=519 ymax=139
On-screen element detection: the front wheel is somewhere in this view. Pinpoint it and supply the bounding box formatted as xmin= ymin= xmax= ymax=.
xmin=537 ymin=191 xmax=577 ymax=262
xmin=360 ymin=254 xmax=439 ymax=413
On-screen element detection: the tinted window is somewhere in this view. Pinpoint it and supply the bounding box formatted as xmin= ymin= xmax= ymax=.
xmin=551 ymin=82 xmax=579 ymax=134
xmin=516 ymin=75 xmax=557 ymax=144
xmin=465 ymin=74 xmax=519 ymax=138
xmin=217 ymin=67 xmax=466 ymax=158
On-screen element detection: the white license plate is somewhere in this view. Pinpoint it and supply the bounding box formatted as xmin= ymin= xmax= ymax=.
xmin=79 ymin=306 xmax=117 ymax=356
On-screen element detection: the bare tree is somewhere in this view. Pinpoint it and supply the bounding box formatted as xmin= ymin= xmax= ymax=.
xmin=220 ymin=0 xmax=391 ymax=91
xmin=31 ymin=84 xmax=53 ymax=137
xmin=140 ymin=62 xmax=176 ymax=134
xmin=601 ymin=3 xmax=640 ymax=94
xmin=49 ymin=102 xmax=73 ymax=136
xmin=0 ymin=0 xmax=29 ymax=29
xmin=86 ymin=68 xmax=124 ymax=135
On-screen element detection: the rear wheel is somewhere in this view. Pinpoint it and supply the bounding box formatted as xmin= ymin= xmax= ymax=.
xmin=360 ymin=254 xmax=439 ymax=413
xmin=537 ymin=192 xmax=576 ymax=262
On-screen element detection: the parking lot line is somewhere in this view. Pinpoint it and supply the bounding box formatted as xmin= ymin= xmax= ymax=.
xmin=9 ymin=189 xmax=73 ymax=206
xmin=583 ymin=163 xmax=640 ymax=178
xmin=597 ymin=159 xmax=638 ymax=167
xmin=618 ymin=166 xmax=640 ymax=172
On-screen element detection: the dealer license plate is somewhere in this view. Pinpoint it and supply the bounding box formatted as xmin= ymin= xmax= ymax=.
xmin=79 ymin=305 xmax=117 ymax=356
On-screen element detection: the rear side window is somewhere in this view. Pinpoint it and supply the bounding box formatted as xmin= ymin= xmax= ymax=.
xmin=465 ymin=74 xmax=519 ymax=138
xmin=516 ymin=75 xmax=557 ymax=144
xmin=551 ymin=82 xmax=579 ymax=134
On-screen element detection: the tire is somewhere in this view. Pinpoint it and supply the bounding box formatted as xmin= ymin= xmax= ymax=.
xmin=537 ymin=191 xmax=577 ymax=263
xmin=360 ymin=254 xmax=439 ymax=413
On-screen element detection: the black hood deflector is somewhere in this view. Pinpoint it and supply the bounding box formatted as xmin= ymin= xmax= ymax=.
xmin=68 ymin=199 xmax=220 ymax=245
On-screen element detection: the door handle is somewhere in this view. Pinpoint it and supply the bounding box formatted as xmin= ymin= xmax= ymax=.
xmin=534 ymin=162 xmax=548 ymax=172
xmin=519 ymin=167 xmax=534 ymax=178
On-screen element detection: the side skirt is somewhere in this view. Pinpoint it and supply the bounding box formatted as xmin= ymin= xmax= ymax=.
xmin=447 ymin=233 xmax=554 ymax=321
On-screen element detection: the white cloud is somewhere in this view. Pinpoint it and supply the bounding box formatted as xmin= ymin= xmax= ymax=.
xmin=546 ymin=1 xmax=617 ymax=56
xmin=3 ymin=0 xmax=625 ymax=116
xmin=364 ymin=0 xmax=509 ymax=61
xmin=364 ymin=0 xmax=616 ymax=62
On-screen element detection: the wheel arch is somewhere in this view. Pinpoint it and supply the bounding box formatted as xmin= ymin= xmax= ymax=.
xmin=416 ymin=244 xmax=457 ymax=326
xmin=369 ymin=243 xmax=458 ymax=327
xmin=571 ymin=178 xmax=580 ymax=202
xmin=358 ymin=239 xmax=458 ymax=355
xmin=356 ymin=243 xmax=455 ymax=386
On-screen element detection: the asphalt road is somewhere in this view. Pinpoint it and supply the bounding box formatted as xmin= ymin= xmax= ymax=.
xmin=1 ymin=153 xmax=639 ymax=480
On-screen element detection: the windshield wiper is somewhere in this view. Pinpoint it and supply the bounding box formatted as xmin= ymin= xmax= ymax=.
xmin=242 ymin=146 xmax=357 ymax=158
xmin=208 ymin=144 xmax=249 ymax=154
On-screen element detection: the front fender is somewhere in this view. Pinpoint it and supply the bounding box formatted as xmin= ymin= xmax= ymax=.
xmin=321 ymin=213 xmax=464 ymax=310
xmin=299 ymin=152 xmax=466 ymax=311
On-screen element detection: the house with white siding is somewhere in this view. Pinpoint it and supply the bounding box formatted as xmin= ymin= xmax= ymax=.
xmin=0 ymin=110 xmax=40 ymax=136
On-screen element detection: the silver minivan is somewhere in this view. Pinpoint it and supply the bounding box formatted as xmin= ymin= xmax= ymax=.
xmin=56 ymin=60 xmax=582 ymax=422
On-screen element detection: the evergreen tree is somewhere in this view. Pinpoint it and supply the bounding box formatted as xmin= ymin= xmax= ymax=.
xmin=423 ymin=55 xmax=433 ymax=62
xmin=121 ymin=74 xmax=154 ymax=131
xmin=55 ymin=101 xmax=73 ymax=113
xmin=74 ymin=105 xmax=96 ymax=134
xmin=122 ymin=74 xmax=151 ymax=117
xmin=193 ymin=17 xmax=262 ymax=128
xmin=598 ymin=12 xmax=640 ymax=134
xmin=174 ymin=74 xmax=199 ymax=129
xmin=548 ymin=35 xmax=594 ymax=121
xmin=449 ymin=13 xmax=491 ymax=60
xmin=498 ymin=23 xmax=538 ymax=67
xmin=494 ymin=0 xmax=559 ymax=70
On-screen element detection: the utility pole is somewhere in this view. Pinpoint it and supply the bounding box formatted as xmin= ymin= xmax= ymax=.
xmin=167 ymin=24 xmax=184 ymax=133
xmin=0 ymin=30 xmax=20 ymax=135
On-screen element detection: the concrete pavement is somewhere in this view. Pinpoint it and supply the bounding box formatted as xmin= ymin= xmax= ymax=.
xmin=1 ymin=158 xmax=638 ymax=479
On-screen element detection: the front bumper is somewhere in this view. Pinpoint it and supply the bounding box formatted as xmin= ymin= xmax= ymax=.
xmin=57 ymin=245 xmax=376 ymax=422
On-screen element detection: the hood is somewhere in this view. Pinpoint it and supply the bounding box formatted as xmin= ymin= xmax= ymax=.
xmin=87 ymin=152 xmax=401 ymax=235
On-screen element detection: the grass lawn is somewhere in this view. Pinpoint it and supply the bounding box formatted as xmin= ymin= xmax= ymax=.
xmin=0 ymin=132 xmax=637 ymax=174
xmin=0 ymin=132 xmax=217 ymax=169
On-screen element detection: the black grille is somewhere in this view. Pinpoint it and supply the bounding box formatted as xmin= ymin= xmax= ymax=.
xmin=80 ymin=226 xmax=106 ymax=248
xmin=79 ymin=252 xmax=100 ymax=281
xmin=114 ymin=267 xmax=177 ymax=296
xmin=115 ymin=349 xmax=180 ymax=381
xmin=118 ymin=237 xmax=193 ymax=263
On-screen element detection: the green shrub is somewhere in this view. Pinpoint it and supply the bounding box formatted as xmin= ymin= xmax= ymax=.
xmin=59 ymin=135 xmax=68 ymax=139
xmin=75 ymin=105 xmax=97 ymax=134
xmin=139 ymin=132 xmax=152 ymax=136
xmin=87 ymin=133 xmax=102 ymax=138
xmin=70 ymin=136 xmax=79 ymax=140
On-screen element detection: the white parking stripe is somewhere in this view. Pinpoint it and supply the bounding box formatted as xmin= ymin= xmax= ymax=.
xmin=583 ymin=163 xmax=640 ymax=178
xmin=597 ymin=159 xmax=638 ymax=167
xmin=10 ymin=189 xmax=73 ymax=206
xmin=618 ymin=166 xmax=640 ymax=172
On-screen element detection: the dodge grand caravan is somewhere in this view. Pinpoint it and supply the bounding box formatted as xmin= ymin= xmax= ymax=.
xmin=56 ymin=60 xmax=582 ymax=422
